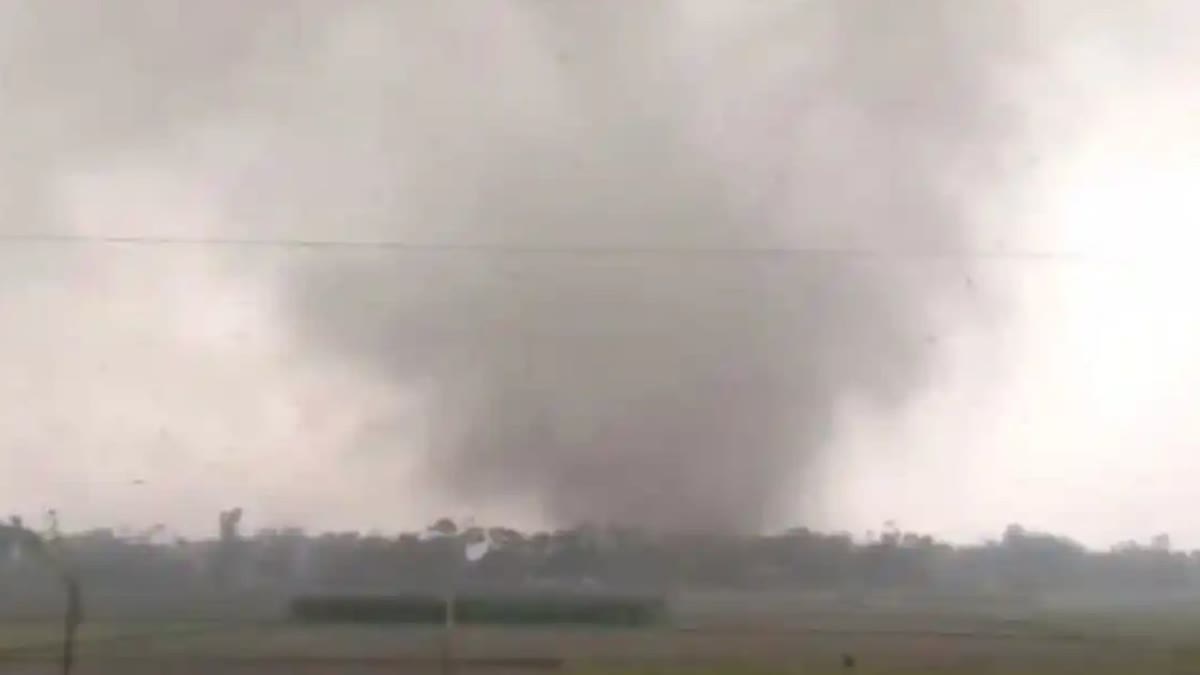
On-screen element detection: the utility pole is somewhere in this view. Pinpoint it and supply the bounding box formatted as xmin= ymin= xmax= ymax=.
xmin=1 ymin=518 xmax=83 ymax=675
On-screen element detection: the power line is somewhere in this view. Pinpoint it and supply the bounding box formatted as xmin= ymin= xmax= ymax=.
xmin=0 ymin=232 xmax=1091 ymax=261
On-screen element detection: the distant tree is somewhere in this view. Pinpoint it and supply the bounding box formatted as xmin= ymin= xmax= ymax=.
xmin=219 ymin=508 xmax=243 ymax=543
xmin=429 ymin=518 xmax=458 ymax=537
xmin=213 ymin=508 xmax=245 ymax=589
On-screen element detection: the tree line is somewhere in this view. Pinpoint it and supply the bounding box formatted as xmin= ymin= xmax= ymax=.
xmin=1 ymin=513 xmax=1195 ymax=615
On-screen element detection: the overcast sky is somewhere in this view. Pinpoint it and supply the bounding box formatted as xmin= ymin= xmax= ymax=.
xmin=1 ymin=1 xmax=1198 ymax=548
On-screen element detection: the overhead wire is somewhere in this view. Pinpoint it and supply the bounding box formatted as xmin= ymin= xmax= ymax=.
xmin=0 ymin=232 xmax=1096 ymax=262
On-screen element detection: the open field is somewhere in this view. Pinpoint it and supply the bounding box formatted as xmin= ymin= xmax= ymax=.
xmin=3 ymin=604 xmax=1200 ymax=674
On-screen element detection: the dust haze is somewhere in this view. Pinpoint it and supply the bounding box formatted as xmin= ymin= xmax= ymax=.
xmin=1 ymin=1 xmax=1154 ymax=534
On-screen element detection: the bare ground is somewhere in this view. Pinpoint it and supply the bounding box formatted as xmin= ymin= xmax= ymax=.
xmin=0 ymin=622 xmax=1190 ymax=675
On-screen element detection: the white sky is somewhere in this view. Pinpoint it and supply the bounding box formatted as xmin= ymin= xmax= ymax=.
xmin=827 ymin=37 xmax=1200 ymax=547
xmin=2 ymin=2 xmax=1199 ymax=548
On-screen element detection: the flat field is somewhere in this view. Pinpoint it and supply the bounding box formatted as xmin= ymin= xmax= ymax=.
xmin=3 ymin=602 xmax=1200 ymax=674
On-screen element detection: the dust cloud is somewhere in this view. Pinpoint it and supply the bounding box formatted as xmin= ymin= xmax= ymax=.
xmin=0 ymin=2 xmax=1047 ymax=532
xmin=261 ymin=1 xmax=1031 ymax=531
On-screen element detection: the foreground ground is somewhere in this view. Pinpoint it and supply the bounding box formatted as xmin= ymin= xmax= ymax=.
xmin=3 ymin=603 xmax=1200 ymax=674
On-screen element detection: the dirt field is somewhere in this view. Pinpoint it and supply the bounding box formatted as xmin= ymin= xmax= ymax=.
xmin=3 ymin=607 xmax=1200 ymax=674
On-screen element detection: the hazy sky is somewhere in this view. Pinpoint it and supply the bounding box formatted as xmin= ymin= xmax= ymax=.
xmin=1 ymin=1 xmax=1199 ymax=548
xmin=828 ymin=12 xmax=1200 ymax=546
